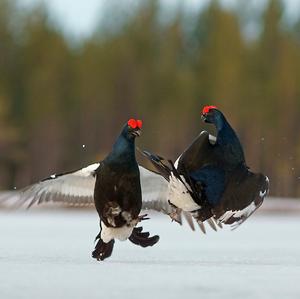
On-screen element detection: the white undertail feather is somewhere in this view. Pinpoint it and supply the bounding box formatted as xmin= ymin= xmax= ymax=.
xmin=100 ymin=222 xmax=135 ymax=243
xmin=167 ymin=173 xmax=201 ymax=212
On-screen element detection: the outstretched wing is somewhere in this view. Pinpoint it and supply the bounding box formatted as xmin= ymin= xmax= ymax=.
xmin=18 ymin=163 xmax=100 ymax=208
xmin=7 ymin=163 xmax=170 ymax=210
xmin=213 ymin=171 xmax=269 ymax=229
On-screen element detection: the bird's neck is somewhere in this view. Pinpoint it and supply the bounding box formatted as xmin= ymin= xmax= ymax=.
xmin=106 ymin=135 xmax=137 ymax=166
xmin=215 ymin=115 xmax=235 ymax=140
xmin=215 ymin=115 xmax=245 ymax=164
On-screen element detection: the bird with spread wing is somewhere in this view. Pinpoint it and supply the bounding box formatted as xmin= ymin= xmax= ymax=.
xmin=142 ymin=106 xmax=269 ymax=231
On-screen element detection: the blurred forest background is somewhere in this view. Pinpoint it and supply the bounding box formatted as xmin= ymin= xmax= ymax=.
xmin=0 ymin=0 xmax=300 ymax=197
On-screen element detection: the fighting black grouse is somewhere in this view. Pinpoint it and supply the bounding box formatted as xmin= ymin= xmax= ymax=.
xmin=91 ymin=118 xmax=159 ymax=260
xmin=142 ymin=106 xmax=269 ymax=231
xmin=11 ymin=119 xmax=161 ymax=261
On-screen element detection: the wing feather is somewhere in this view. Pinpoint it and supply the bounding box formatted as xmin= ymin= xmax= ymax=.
xmin=16 ymin=163 xmax=100 ymax=208
xmin=8 ymin=163 xmax=171 ymax=210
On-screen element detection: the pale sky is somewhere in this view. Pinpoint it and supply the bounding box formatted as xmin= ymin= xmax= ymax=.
xmin=16 ymin=0 xmax=300 ymax=38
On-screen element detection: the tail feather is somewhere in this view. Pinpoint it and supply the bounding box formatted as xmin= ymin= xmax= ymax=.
xmin=182 ymin=211 xmax=195 ymax=231
xmin=197 ymin=221 xmax=206 ymax=234
xmin=207 ymin=218 xmax=218 ymax=232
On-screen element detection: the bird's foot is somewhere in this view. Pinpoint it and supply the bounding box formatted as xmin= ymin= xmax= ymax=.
xmin=138 ymin=214 xmax=150 ymax=222
xmin=92 ymin=238 xmax=115 ymax=261
xmin=129 ymin=227 xmax=159 ymax=248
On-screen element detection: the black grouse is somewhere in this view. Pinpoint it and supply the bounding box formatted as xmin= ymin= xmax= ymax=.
xmin=10 ymin=119 xmax=161 ymax=261
xmin=142 ymin=105 xmax=269 ymax=231
xmin=91 ymin=118 xmax=159 ymax=260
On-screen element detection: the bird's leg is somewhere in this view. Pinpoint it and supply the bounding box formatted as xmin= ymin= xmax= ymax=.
xmin=92 ymin=237 xmax=115 ymax=261
xmin=129 ymin=226 xmax=159 ymax=248
xmin=92 ymin=224 xmax=115 ymax=261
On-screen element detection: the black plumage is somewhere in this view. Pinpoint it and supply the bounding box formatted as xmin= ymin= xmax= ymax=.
xmin=143 ymin=106 xmax=269 ymax=229
xmin=92 ymin=119 xmax=159 ymax=261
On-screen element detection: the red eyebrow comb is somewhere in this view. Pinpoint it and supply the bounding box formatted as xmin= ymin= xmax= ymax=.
xmin=128 ymin=119 xmax=142 ymax=129
xmin=202 ymin=105 xmax=218 ymax=114
xmin=136 ymin=120 xmax=142 ymax=129
xmin=128 ymin=119 xmax=137 ymax=128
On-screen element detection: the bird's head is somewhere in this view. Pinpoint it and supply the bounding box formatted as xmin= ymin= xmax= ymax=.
xmin=123 ymin=118 xmax=143 ymax=140
xmin=201 ymin=105 xmax=221 ymax=124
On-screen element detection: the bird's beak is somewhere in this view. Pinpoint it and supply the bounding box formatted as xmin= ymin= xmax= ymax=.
xmin=133 ymin=129 xmax=141 ymax=137
xmin=201 ymin=114 xmax=207 ymax=122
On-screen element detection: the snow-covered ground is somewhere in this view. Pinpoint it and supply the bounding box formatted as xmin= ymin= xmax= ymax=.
xmin=0 ymin=210 xmax=299 ymax=299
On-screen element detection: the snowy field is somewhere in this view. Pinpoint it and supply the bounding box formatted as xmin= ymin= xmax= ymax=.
xmin=0 ymin=210 xmax=299 ymax=299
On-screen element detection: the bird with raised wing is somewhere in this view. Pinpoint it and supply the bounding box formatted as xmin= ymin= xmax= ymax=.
xmin=142 ymin=106 xmax=269 ymax=231
xmin=91 ymin=118 xmax=159 ymax=260
xmin=12 ymin=119 xmax=160 ymax=261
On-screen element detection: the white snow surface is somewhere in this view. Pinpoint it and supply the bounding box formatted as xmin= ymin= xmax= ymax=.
xmin=0 ymin=210 xmax=299 ymax=299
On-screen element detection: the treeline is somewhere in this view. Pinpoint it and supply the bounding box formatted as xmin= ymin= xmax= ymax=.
xmin=0 ymin=0 xmax=300 ymax=197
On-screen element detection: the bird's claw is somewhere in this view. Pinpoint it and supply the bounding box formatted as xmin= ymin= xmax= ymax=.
xmin=129 ymin=226 xmax=159 ymax=248
xmin=138 ymin=214 xmax=150 ymax=222
xmin=92 ymin=239 xmax=115 ymax=261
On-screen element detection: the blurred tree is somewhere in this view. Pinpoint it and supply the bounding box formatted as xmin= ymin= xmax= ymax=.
xmin=0 ymin=0 xmax=300 ymax=198
xmin=192 ymin=1 xmax=245 ymax=139
xmin=254 ymin=0 xmax=299 ymax=196
xmin=0 ymin=0 xmax=22 ymax=188
xmin=17 ymin=6 xmax=76 ymax=184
